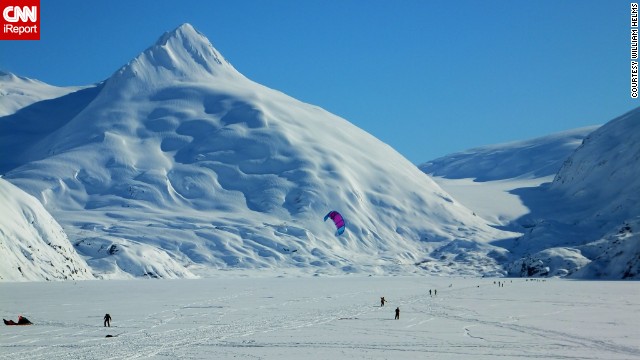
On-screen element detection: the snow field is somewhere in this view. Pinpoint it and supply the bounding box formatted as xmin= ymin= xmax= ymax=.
xmin=0 ymin=276 xmax=638 ymax=359
xmin=429 ymin=176 xmax=554 ymax=226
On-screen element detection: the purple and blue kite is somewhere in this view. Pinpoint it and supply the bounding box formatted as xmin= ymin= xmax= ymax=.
xmin=324 ymin=210 xmax=346 ymax=236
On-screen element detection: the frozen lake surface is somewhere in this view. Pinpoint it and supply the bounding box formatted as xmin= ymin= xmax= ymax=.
xmin=1 ymin=276 xmax=638 ymax=359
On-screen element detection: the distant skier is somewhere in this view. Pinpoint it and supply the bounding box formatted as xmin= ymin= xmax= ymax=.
xmin=395 ymin=307 xmax=400 ymax=320
xmin=429 ymin=289 xmax=432 ymax=296
xmin=434 ymin=289 xmax=437 ymax=296
xmin=380 ymin=297 xmax=386 ymax=307
xmin=104 ymin=313 xmax=112 ymax=327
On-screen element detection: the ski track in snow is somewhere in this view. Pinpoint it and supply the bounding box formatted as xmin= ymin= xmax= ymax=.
xmin=0 ymin=277 xmax=638 ymax=360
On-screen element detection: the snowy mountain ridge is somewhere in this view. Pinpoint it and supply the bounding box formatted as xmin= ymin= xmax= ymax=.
xmin=0 ymin=71 xmax=87 ymax=117
xmin=420 ymin=126 xmax=600 ymax=181
xmin=0 ymin=24 xmax=516 ymax=281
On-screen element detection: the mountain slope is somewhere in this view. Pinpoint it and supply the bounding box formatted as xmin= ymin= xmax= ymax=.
xmin=551 ymin=109 xmax=640 ymax=229
xmin=1 ymin=24 xmax=515 ymax=279
xmin=0 ymin=178 xmax=95 ymax=281
xmin=503 ymin=109 xmax=640 ymax=278
xmin=421 ymin=110 xmax=639 ymax=279
xmin=514 ymin=108 xmax=640 ymax=279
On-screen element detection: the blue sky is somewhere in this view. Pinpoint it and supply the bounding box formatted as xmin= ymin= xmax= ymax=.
xmin=1 ymin=0 xmax=637 ymax=163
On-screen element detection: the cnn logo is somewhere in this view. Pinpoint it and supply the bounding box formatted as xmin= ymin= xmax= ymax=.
xmin=1 ymin=0 xmax=40 ymax=40
xmin=3 ymin=6 xmax=37 ymax=22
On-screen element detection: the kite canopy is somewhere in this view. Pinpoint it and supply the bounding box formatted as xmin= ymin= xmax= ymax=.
xmin=324 ymin=211 xmax=346 ymax=236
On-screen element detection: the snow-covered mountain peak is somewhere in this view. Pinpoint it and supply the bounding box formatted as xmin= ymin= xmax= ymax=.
xmin=1 ymin=70 xmax=27 ymax=82
xmin=107 ymin=23 xmax=241 ymax=91
xmin=1 ymin=25 xmax=518 ymax=279
xmin=154 ymin=23 xmax=237 ymax=74
xmin=155 ymin=23 xmax=209 ymax=48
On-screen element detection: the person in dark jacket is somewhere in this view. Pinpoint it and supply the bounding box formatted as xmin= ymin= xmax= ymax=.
xmin=394 ymin=307 xmax=400 ymax=320
xmin=104 ymin=313 xmax=112 ymax=327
